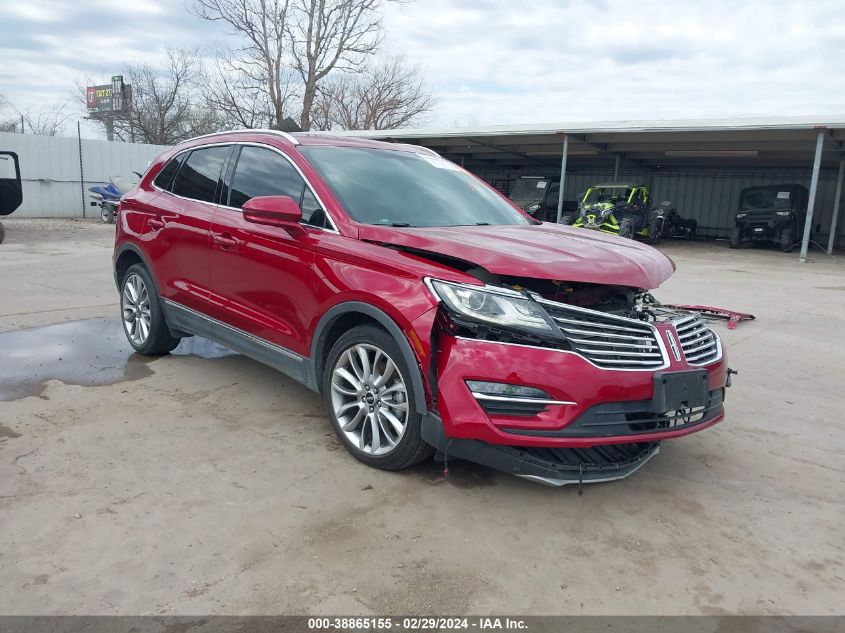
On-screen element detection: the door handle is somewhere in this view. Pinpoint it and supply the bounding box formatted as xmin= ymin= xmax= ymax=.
xmin=148 ymin=217 xmax=165 ymax=230
xmin=212 ymin=232 xmax=239 ymax=250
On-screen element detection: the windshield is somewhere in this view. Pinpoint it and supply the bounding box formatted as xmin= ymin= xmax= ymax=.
xmin=740 ymin=187 xmax=793 ymax=210
xmin=509 ymin=178 xmax=549 ymax=204
xmin=583 ymin=187 xmax=631 ymax=205
xmin=300 ymin=146 xmax=530 ymax=227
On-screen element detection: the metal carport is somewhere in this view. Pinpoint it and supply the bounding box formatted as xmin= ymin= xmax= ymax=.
xmin=329 ymin=116 xmax=845 ymax=261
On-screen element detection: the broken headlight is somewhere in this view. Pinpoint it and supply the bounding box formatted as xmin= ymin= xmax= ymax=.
xmin=427 ymin=279 xmax=558 ymax=336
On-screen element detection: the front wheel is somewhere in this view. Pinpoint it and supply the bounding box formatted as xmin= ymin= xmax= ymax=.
xmin=323 ymin=325 xmax=433 ymax=471
xmin=729 ymin=227 xmax=742 ymax=249
xmin=120 ymin=264 xmax=180 ymax=355
xmin=618 ymin=217 xmax=634 ymax=239
xmin=559 ymin=215 xmax=574 ymax=226
xmin=780 ymin=226 xmax=794 ymax=252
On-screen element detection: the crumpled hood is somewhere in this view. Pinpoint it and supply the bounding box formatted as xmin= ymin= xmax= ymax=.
xmin=358 ymin=223 xmax=675 ymax=289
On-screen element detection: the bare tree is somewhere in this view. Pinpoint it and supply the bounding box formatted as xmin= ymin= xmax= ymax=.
xmin=121 ymin=48 xmax=219 ymax=144
xmin=193 ymin=0 xmax=394 ymax=131
xmin=0 ymin=94 xmax=19 ymax=132
xmin=20 ymin=104 xmax=73 ymax=136
xmin=287 ymin=0 xmax=384 ymax=130
xmin=313 ymin=56 xmax=433 ymax=130
xmin=191 ymin=0 xmax=293 ymax=129
xmin=76 ymin=49 xmax=218 ymax=143
xmin=201 ymin=50 xmax=299 ymax=129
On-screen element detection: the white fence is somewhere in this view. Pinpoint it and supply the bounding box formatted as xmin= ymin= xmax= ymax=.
xmin=0 ymin=132 xmax=169 ymax=218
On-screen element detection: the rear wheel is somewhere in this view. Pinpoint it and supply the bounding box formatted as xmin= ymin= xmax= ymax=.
xmin=101 ymin=205 xmax=114 ymax=224
xmin=619 ymin=217 xmax=634 ymax=239
xmin=647 ymin=216 xmax=663 ymax=244
xmin=323 ymin=324 xmax=432 ymax=471
xmin=559 ymin=215 xmax=574 ymax=225
xmin=780 ymin=226 xmax=794 ymax=252
xmin=120 ymin=264 xmax=179 ymax=355
xmin=729 ymin=227 xmax=742 ymax=249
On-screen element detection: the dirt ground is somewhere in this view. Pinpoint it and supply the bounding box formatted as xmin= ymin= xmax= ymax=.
xmin=0 ymin=218 xmax=843 ymax=616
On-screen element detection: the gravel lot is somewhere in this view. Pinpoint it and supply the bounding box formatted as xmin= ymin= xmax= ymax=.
xmin=0 ymin=218 xmax=843 ymax=615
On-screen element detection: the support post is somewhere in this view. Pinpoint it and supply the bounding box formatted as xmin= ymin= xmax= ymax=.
xmin=827 ymin=157 xmax=844 ymax=254
xmin=77 ymin=121 xmax=86 ymax=219
xmin=613 ymin=155 xmax=620 ymax=180
xmin=105 ymin=118 xmax=114 ymax=142
xmin=800 ymin=131 xmax=825 ymax=262
xmin=556 ymin=135 xmax=568 ymax=223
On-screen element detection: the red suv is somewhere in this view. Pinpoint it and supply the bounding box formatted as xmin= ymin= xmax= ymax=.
xmin=114 ymin=130 xmax=730 ymax=486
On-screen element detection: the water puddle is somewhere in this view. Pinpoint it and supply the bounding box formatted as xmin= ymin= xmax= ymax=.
xmin=0 ymin=318 xmax=236 ymax=401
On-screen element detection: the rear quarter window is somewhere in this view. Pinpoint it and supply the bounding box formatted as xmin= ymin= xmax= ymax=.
xmin=152 ymin=154 xmax=185 ymax=192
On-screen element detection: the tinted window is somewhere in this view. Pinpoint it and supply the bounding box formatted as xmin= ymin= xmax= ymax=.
xmin=229 ymin=146 xmax=304 ymax=209
xmin=300 ymin=147 xmax=530 ymax=227
xmin=153 ymin=154 xmax=184 ymax=191
xmin=171 ymin=146 xmax=231 ymax=203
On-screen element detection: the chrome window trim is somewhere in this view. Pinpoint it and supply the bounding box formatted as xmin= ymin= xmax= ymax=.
xmin=151 ymin=141 xmax=340 ymax=234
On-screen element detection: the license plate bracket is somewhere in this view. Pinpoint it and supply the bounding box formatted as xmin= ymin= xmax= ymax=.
xmin=652 ymin=370 xmax=708 ymax=411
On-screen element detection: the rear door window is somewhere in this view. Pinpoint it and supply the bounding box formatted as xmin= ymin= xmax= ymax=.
xmin=171 ymin=146 xmax=231 ymax=203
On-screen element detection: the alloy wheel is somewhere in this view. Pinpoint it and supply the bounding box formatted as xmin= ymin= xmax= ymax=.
xmin=330 ymin=343 xmax=408 ymax=455
xmin=121 ymin=273 xmax=152 ymax=346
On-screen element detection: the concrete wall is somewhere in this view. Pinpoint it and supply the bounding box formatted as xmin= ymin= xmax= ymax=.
xmin=475 ymin=165 xmax=845 ymax=246
xmin=0 ymin=132 xmax=169 ymax=218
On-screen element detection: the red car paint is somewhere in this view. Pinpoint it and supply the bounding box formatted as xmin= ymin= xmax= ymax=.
xmin=115 ymin=131 xmax=726 ymax=459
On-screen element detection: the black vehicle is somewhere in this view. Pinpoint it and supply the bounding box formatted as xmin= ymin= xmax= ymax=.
xmin=730 ymin=184 xmax=808 ymax=252
xmin=507 ymin=176 xmax=577 ymax=221
xmin=0 ymin=151 xmax=23 ymax=244
xmin=653 ymin=201 xmax=697 ymax=240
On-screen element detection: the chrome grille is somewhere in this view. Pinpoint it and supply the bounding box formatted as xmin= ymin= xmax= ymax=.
xmin=539 ymin=302 xmax=666 ymax=370
xmin=673 ymin=315 xmax=720 ymax=365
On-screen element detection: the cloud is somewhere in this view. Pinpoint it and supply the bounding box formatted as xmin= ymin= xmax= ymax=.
xmin=0 ymin=0 xmax=843 ymax=137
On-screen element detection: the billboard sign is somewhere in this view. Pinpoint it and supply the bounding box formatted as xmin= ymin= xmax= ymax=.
xmin=86 ymin=76 xmax=131 ymax=114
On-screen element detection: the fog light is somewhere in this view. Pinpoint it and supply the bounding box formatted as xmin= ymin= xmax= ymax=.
xmin=466 ymin=381 xmax=549 ymax=399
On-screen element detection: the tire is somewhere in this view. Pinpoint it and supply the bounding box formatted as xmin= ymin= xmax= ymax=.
xmin=685 ymin=219 xmax=697 ymax=240
xmin=322 ymin=324 xmax=433 ymax=471
xmin=780 ymin=226 xmax=794 ymax=252
xmin=559 ymin=215 xmax=574 ymax=226
xmin=647 ymin=216 xmax=663 ymax=245
xmin=729 ymin=227 xmax=742 ymax=249
xmin=619 ymin=217 xmax=634 ymax=239
xmin=120 ymin=263 xmax=180 ymax=355
xmin=101 ymin=205 xmax=112 ymax=224
xmin=0 ymin=222 xmax=5 ymax=245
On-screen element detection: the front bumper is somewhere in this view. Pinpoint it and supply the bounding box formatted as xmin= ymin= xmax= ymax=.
xmin=422 ymin=413 xmax=661 ymax=486
xmin=433 ymin=334 xmax=728 ymax=449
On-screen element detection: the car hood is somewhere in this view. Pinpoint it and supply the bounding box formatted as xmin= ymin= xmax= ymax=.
xmin=358 ymin=223 xmax=675 ymax=289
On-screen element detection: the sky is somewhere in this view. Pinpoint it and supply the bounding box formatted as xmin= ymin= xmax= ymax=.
xmin=1 ymin=0 xmax=844 ymax=137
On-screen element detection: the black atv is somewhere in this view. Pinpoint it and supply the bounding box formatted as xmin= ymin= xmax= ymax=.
xmin=729 ymin=184 xmax=808 ymax=252
xmin=0 ymin=151 xmax=23 ymax=244
xmin=653 ymin=201 xmax=697 ymax=240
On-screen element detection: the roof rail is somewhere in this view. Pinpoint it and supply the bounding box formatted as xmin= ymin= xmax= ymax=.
xmin=178 ymin=129 xmax=300 ymax=146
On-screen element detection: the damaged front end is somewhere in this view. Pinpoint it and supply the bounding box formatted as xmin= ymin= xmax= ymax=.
xmin=421 ymin=270 xmax=729 ymax=487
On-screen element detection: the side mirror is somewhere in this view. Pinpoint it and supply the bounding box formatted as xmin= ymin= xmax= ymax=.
xmin=242 ymin=195 xmax=303 ymax=233
xmin=0 ymin=152 xmax=23 ymax=216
